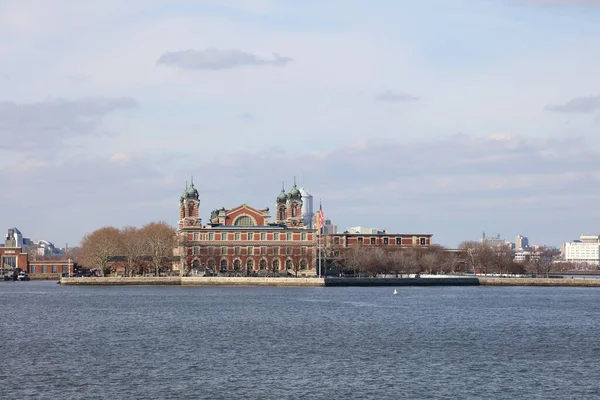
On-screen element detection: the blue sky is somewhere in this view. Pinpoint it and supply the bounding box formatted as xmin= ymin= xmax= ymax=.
xmin=1 ymin=0 xmax=600 ymax=248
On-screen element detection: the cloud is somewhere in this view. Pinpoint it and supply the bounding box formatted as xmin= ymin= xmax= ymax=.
xmin=375 ymin=90 xmax=419 ymax=103
xmin=0 ymin=97 xmax=137 ymax=150
xmin=109 ymin=152 xmax=132 ymax=163
xmin=156 ymin=48 xmax=292 ymax=70
xmin=545 ymin=95 xmax=600 ymax=113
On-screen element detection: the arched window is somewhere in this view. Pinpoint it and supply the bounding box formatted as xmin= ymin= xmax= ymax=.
xmin=292 ymin=205 xmax=297 ymax=217
xmin=279 ymin=208 xmax=285 ymax=221
xmin=192 ymin=260 xmax=200 ymax=270
xmin=273 ymin=259 xmax=280 ymax=271
xmin=220 ymin=259 xmax=228 ymax=271
xmin=300 ymin=260 xmax=307 ymax=270
xmin=247 ymin=259 xmax=254 ymax=270
xmin=234 ymin=216 xmax=255 ymax=227
xmin=286 ymin=259 xmax=293 ymax=270
xmin=234 ymin=259 xmax=241 ymax=270
xmin=207 ymin=259 xmax=216 ymax=270
xmin=260 ymin=259 xmax=267 ymax=270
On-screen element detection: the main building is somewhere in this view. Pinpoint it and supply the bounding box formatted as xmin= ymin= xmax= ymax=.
xmin=177 ymin=180 xmax=318 ymax=276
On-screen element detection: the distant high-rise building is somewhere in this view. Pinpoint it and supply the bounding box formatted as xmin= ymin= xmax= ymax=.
xmin=515 ymin=235 xmax=529 ymax=250
xmin=299 ymin=187 xmax=314 ymax=229
xmin=323 ymin=219 xmax=337 ymax=234
xmin=481 ymin=232 xmax=505 ymax=247
xmin=5 ymin=227 xmax=24 ymax=248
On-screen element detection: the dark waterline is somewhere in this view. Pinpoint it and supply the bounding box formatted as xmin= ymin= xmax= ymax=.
xmin=1 ymin=282 xmax=599 ymax=399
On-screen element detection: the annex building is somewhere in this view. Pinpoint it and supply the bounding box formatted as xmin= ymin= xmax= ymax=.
xmin=177 ymin=180 xmax=318 ymax=276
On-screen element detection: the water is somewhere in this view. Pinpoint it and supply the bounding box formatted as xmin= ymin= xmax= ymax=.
xmin=1 ymin=282 xmax=600 ymax=399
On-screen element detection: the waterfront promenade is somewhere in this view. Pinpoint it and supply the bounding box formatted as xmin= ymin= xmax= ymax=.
xmin=58 ymin=276 xmax=600 ymax=287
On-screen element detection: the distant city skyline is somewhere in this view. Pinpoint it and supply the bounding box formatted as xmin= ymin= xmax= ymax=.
xmin=1 ymin=1 xmax=600 ymax=248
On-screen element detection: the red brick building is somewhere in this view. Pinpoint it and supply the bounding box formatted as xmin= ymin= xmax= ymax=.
xmin=177 ymin=180 xmax=318 ymax=276
xmin=324 ymin=233 xmax=433 ymax=248
xmin=0 ymin=247 xmax=28 ymax=275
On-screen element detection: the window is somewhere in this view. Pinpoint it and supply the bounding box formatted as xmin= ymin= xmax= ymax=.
xmin=221 ymin=233 xmax=227 ymax=241
xmin=273 ymin=259 xmax=280 ymax=270
xmin=260 ymin=259 xmax=267 ymax=270
xmin=248 ymin=232 xmax=254 ymax=241
xmin=247 ymin=259 xmax=254 ymax=270
xmin=208 ymin=233 xmax=214 ymax=240
xmin=62 ymin=265 xmax=68 ymax=274
xmin=292 ymin=205 xmax=297 ymax=217
xmin=334 ymin=237 xmax=340 ymax=245
xmin=260 ymin=232 xmax=266 ymax=241
xmin=207 ymin=259 xmax=216 ymax=270
xmin=52 ymin=265 xmax=58 ymax=273
xmin=234 ymin=216 xmax=255 ymax=226
xmin=302 ymin=247 xmax=307 ymax=255
xmin=384 ymin=237 xmax=389 ymax=245
xmin=235 ymin=233 xmax=241 ymax=241
xmin=220 ymin=259 xmax=228 ymax=271
xmin=370 ymin=237 xmax=376 ymax=245
xmin=420 ymin=237 xmax=426 ymax=246
xmin=274 ymin=247 xmax=279 ymax=256
xmin=193 ymin=246 xmax=199 ymax=255
xmin=42 ymin=265 xmax=47 ymax=273
xmin=31 ymin=265 xmax=36 ymax=274
xmin=235 ymin=247 xmax=241 ymax=255
xmin=358 ymin=237 xmax=364 ymax=245
xmin=301 ymin=232 xmax=307 ymax=241
xmin=274 ymin=233 xmax=280 ymax=240
xmin=396 ymin=238 xmax=402 ymax=245
xmin=221 ymin=246 xmax=227 ymax=255
xmin=234 ymin=259 xmax=241 ymax=270
xmin=279 ymin=209 xmax=285 ymax=220
xmin=261 ymin=247 xmax=267 ymax=255
xmin=286 ymin=259 xmax=293 ymax=270
xmin=1 ymin=256 xmax=16 ymax=269
xmin=287 ymin=247 xmax=292 ymax=255
xmin=208 ymin=247 xmax=214 ymax=255
xmin=287 ymin=233 xmax=292 ymax=241
xmin=300 ymin=260 xmax=308 ymax=270
xmin=193 ymin=232 xmax=199 ymax=241
xmin=247 ymin=246 xmax=254 ymax=255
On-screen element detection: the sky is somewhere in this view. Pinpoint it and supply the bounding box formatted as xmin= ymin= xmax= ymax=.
xmin=1 ymin=0 xmax=600 ymax=249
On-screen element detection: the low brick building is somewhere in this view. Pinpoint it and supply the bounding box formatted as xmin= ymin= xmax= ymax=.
xmin=0 ymin=247 xmax=28 ymax=275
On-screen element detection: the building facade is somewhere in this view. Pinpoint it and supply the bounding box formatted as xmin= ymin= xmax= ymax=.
xmin=0 ymin=247 xmax=28 ymax=275
xmin=177 ymin=180 xmax=318 ymax=276
xmin=563 ymin=235 xmax=600 ymax=267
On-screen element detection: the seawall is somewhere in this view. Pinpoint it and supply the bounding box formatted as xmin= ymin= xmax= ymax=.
xmin=59 ymin=276 xmax=600 ymax=287
xmin=478 ymin=277 xmax=600 ymax=287
xmin=60 ymin=277 xmax=181 ymax=286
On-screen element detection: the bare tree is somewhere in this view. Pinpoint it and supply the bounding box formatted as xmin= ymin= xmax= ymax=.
xmin=120 ymin=226 xmax=145 ymax=277
xmin=79 ymin=227 xmax=123 ymax=276
xmin=139 ymin=222 xmax=177 ymax=276
xmin=491 ymin=244 xmax=515 ymax=276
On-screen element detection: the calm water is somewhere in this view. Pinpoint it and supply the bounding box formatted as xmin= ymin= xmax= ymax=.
xmin=1 ymin=282 xmax=600 ymax=399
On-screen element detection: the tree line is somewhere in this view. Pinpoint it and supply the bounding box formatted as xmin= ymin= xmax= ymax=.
xmin=77 ymin=222 xmax=177 ymax=276
xmin=326 ymin=241 xmax=573 ymax=277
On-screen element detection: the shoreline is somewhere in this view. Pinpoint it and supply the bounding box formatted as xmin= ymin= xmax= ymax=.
xmin=57 ymin=276 xmax=600 ymax=287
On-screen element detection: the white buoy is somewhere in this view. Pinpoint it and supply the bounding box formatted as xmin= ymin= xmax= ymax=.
xmin=393 ymin=289 xmax=398 ymax=295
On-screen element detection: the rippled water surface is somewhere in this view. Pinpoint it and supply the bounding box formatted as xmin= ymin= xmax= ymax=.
xmin=1 ymin=282 xmax=600 ymax=399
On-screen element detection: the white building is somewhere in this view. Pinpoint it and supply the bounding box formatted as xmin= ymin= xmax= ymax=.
xmin=347 ymin=226 xmax=388 ymax=234
xmin=299 ymin=187 xmax=314 ymax=229
xmin=563 ymin=235 xmax=600 ymax=266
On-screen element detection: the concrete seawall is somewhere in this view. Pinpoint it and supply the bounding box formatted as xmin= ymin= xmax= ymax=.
xmin=478 ymin=277 xmax=600 ymax=287
xmin=61 ymin=277 xmax=182 ymax=286
xmin=324 ymin=277 xmax=479 ymax=286
xmin=182 ymin=277 xmax=324 ymax=287
xmin=59 ymin=276 xmax=600 ymax=287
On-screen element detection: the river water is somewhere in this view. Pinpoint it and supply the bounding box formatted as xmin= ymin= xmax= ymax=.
xmin=1 ymin=282 xmax=599 ymax=399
